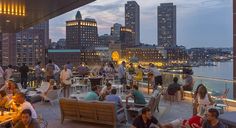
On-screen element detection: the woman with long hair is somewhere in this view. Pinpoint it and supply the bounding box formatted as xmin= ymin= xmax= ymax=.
xmin=194 ymin=84 xmax=214 ymax=116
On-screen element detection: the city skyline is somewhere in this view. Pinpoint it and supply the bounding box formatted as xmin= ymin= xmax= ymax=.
xmin=49 ymin=0 xmax=232 ymax=48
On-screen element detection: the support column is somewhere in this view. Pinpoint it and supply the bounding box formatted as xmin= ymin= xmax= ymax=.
xmin=233 ymin=0 xmax=236 ymax=99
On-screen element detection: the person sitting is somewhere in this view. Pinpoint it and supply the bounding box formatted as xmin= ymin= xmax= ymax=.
xmin=194 ymin=84 xmax=214 ymax=116
xmin=126 ymin=85 xmax=146 ymax=106
xmin=12 ymin=92 xmax=37 ymax=123
xmin=182 ymin=73 xmax=194 ymax=91
xmin=131 ymin=107 xmax=163 ymax=128
xmin=40 ymin=79 xmax=57 ymax=101
xmin=6 ymin=80 xmax=20 ymax=96
xmin=100 ymin=82 xmax=112 ymax=95
xmin=84 ymin=85 xmax=99 ymax=101
xmin=105 ymin=88 xmax=123 ymax=110
xmin=100 ymin=82 xmax=112 ymax=101
xmin=14 ymin=109 xmax=40 ymax=128
xmin=161 ymin=114 xmax=204 ymax=128
xmin=0 ymin=90 xmax=10 ymax=108
xmin=202 ymin=108 xmax=225 ymax=128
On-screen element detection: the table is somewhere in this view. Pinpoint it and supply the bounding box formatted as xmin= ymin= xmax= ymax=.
xmin=0 ymin=112 xmax=16 ymax=125
xmin=26 ymin=91 xmax=42 ymax=103
xmin=219 ymin=112 xmax=236 ymax=128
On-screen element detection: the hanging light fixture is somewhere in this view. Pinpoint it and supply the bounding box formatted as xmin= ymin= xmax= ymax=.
xmin=0 ymin=0 xmax=26 ymax=16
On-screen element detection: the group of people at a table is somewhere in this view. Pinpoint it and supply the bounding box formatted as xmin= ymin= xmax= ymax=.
xmin=0 ymin=80 xmax=40 ymax=128
xmin=130 ymin=78 xmax=225 ymax=127
xmin=83 ymin=82 xmax=147 ymax=110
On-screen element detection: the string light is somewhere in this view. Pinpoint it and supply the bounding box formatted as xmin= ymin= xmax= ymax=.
xmin=0 ymin=0 xmax=26 ymax=16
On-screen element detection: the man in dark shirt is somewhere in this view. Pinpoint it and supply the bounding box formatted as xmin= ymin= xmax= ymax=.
xmin=167 ymin=77 xmax=181 ymax=95
xmin=132 ymin=107 xmax=162 ymax=128
xmin=14 ymin=109 xmax=40 ymax=128
xmin=202 ymin=108 xmax=225 ymax=128
xmin=19 ymin=63 xmax=29 ymax=89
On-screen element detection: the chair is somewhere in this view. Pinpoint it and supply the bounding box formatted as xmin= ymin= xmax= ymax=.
xmin=43 ymin=89 xmax=60 ymax=106
xmin=36 ymin=82 xmax=50 ymax=93
xmin=215 ymin=88 xmax=229 ymax=111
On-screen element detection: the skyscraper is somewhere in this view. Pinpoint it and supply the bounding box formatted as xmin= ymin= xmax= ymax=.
xmin=15 ymin=21 xmax=49 ymax=67
xmin=2 ymin=21 xmax=49 ymax=67
xmin=66 ymin=11 xmax=98 ymax=49
xmin=111 ymin=23 xmax=122 ymax=41
xmin=125 ymin=1 xmax=140 ymax=46
xmin=157 ymin=3 xmax=176 ymax=47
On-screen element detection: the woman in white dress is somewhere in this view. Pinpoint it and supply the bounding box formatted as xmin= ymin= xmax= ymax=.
xmin=194 ymin=84 xmax=214 ymax=116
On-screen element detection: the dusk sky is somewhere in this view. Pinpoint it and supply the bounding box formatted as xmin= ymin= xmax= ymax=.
xmin=49 ymin=0 xmax=232 ymax=48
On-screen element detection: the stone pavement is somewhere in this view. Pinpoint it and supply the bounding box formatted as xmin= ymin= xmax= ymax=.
xmin=33 ymin=97 xmax=193 ymax=128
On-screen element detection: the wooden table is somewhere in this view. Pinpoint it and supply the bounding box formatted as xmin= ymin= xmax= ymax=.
xmin=0 ymin=112 xmax=16 ymax=125
xmin=219 ymin=112 xmax=236 ymax=128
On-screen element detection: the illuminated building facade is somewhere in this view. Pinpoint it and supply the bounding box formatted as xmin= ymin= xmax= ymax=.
xmin=2 ymin=33 xmax=16 ymax=66
xmin=111 ymin=23 xmax=122 ymax=41
xmin=158 ymin=3 xmax=176 ymax=47
xmin=2 ymin=21 xmax=49 ymax=67
xmin=120 ymin=26 xmax=134 ymax=47
xmin=125 ymin=1 xmax=140 ymax=45
xmin=80 ymin=47 xmax=110 ymax=66
xmin=165 ymin=46 xmax=189 ymax=64
xmin=122 ymin=46 xmax=164 ymax=63
xmin=66 ymin=11 xmax=98 ymax=49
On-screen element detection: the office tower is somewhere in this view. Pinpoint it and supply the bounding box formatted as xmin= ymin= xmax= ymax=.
xmin=120 ymin=26 xmax=133 ymax=47
xmin=125 ymin=1 xmax=140 ymax=45
xmin=2 ymin=33 xmax=16 ymax=66
xmin=111 ymin=23 xmax=122 ymax=41
xmin=15 ymin=21 xmax=49 ymax=67
xmin=66 ymin=11 xmax=98 ymax=49
xmin=157 ymin=3 xmax=176 ymax=47
xmin=2 ymin=21 xmax=49 ymax=67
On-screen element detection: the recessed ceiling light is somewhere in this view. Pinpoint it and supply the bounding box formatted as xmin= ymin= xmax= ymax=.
xmin=6 ymin=20 xmax=11 ymax=23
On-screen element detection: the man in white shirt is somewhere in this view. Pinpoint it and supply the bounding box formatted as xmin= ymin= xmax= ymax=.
xmin=60 ymin=65 xmax=72 ymax=97
xmin=149 ymin=63 xmax=162 ymax=91
xmin=13 ymin=92 xmax=37 ymax=123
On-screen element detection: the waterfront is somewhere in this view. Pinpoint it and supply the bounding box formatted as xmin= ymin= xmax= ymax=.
xmin=192 ymin=61 xmax=234 ymax=99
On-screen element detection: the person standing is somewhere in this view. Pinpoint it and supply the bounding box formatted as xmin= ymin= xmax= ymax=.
xmin=66 ymin=61 xmax=73 ymax=71
xmin=60 ymin=65 xmax=72 ymax=98
xmin=53 ymin=61 xmax=61 ymax=84
xmin=35 ymin=61 xmax=43 ymax=87
xmin=149 ymin=63 xmax=162 ymax=91
xmin=5 ymin=65 xmax=14 ymax=81
xmin=19 ymin=63 xmax=29 ymax=89
xmin=0 ymin=66 xmax=4 ymax=88
xmin=45 ymin=60 xmax=55 ymax=82
xmin=118 ymin=61 xmax=126 ymax=89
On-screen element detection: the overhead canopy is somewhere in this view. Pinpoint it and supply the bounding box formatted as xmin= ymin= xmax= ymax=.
xmin=0 ymin=0 xmax=95 ymax=33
